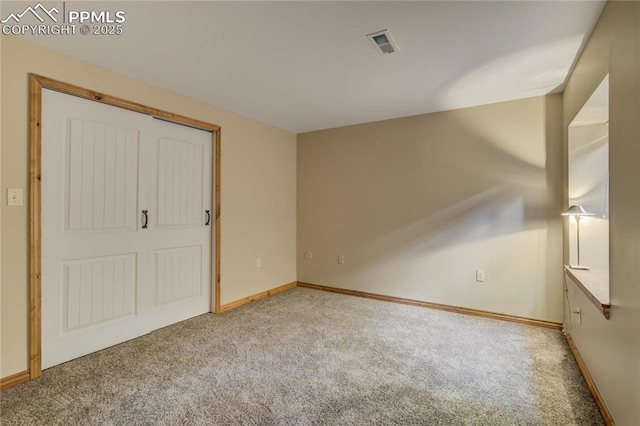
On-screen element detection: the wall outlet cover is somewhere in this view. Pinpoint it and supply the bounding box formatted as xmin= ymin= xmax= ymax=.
xmin=7 ymin=188 xmax=23 ymax=206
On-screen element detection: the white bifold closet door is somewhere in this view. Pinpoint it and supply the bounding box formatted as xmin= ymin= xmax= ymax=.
xmin=41 ymin=89 xmax=213 ymax=369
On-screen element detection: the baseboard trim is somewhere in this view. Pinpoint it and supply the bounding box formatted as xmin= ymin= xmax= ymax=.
xmin=219 ymin=281 xmax=298 ymax=313
xmin=0 ymin=370 xmax=30 ymax=391
xmin=565 ymin=334 xmax=615 ymax=425
xmin=297 ymin=282 xmax=562 ymax=330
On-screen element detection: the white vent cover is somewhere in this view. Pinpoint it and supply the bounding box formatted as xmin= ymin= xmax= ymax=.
xmin=366 ymin=29 xmax=399 ymax=55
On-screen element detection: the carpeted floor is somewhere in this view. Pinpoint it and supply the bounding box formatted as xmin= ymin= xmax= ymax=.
xmin=1 ymin=287 xmax=602 ymax=425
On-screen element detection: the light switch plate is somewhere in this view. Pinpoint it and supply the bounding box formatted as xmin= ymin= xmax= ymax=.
xmin=7 ymin=188 xmax=23 ymax=206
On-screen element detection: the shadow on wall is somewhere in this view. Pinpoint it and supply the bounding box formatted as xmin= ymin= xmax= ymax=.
xmin=303 ymin=108 xmax=552 ymax=249
xmin=358 ymin=185 xmax=532 ymax=262
xmin=298 ymin=96 xmax=562 ymax=316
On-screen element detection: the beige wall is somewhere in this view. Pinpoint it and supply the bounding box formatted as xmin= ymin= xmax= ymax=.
xmin=0 ymin=36 xmax=297 ymax=377
xmin=298 ymin=95 xmax=564 ymax=322
xmin=562 ymin=1 xmax=640 ymax=424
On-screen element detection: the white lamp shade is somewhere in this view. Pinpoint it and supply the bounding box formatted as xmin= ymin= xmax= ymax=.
xmin=562 ymin=205 xmax=594 ymax=216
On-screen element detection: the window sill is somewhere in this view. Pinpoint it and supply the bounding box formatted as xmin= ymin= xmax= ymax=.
xmin=564 ymin=266 xmax=610 ymax=319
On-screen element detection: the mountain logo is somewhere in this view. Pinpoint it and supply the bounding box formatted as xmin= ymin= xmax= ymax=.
xmin=1 ymin=3 xmax=59 ymax=24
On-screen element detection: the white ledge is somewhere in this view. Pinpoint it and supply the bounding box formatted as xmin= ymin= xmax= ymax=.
xmin=564 ymin=266 xmax=610 ymax=319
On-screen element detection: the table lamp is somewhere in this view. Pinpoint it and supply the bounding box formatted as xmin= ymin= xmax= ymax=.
xmin=562 ymin=205 xmax=594 ymax=270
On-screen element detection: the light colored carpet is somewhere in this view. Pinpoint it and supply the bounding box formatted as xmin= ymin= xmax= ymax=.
xmin=1 ymin=287 xmax=602 ymax=425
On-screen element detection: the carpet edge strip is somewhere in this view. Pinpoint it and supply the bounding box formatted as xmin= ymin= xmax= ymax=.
xmin=297 ymin=281 xmax=563 ymax=330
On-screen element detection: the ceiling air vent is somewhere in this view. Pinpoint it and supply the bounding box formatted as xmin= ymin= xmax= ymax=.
xmin=366 ymin=29 xmax=399 ymax=55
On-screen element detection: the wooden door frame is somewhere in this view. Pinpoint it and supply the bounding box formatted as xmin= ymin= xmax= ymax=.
xmin=29 ymin=74 xmax=222 ymax=378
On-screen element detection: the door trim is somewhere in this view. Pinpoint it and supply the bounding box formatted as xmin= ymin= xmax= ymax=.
xmin=29 ymin=74 xmax=222 ymax=378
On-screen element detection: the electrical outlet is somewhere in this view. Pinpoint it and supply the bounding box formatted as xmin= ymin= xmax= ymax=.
xmin=256 ymin=257 xmax=262 ymax=268
xmin=476 ymin=269 xmax=485 ymax=282
xmin=573 ymin=307 xmax=582 ymax=325
xmin=7 ymin=188 xmax=23 ymax=206
xmin=338 ymin=255 xmax=344 ymax=265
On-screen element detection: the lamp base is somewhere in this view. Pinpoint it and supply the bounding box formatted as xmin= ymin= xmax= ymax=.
xmin=569 ymin=264 xmax=591 ymax=271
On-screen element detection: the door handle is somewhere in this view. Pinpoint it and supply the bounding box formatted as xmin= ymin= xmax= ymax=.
xmin=142 ymin=210 xmax=148 ymax=229
xmin=205 ymin=210 xmax=211 ymax=226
